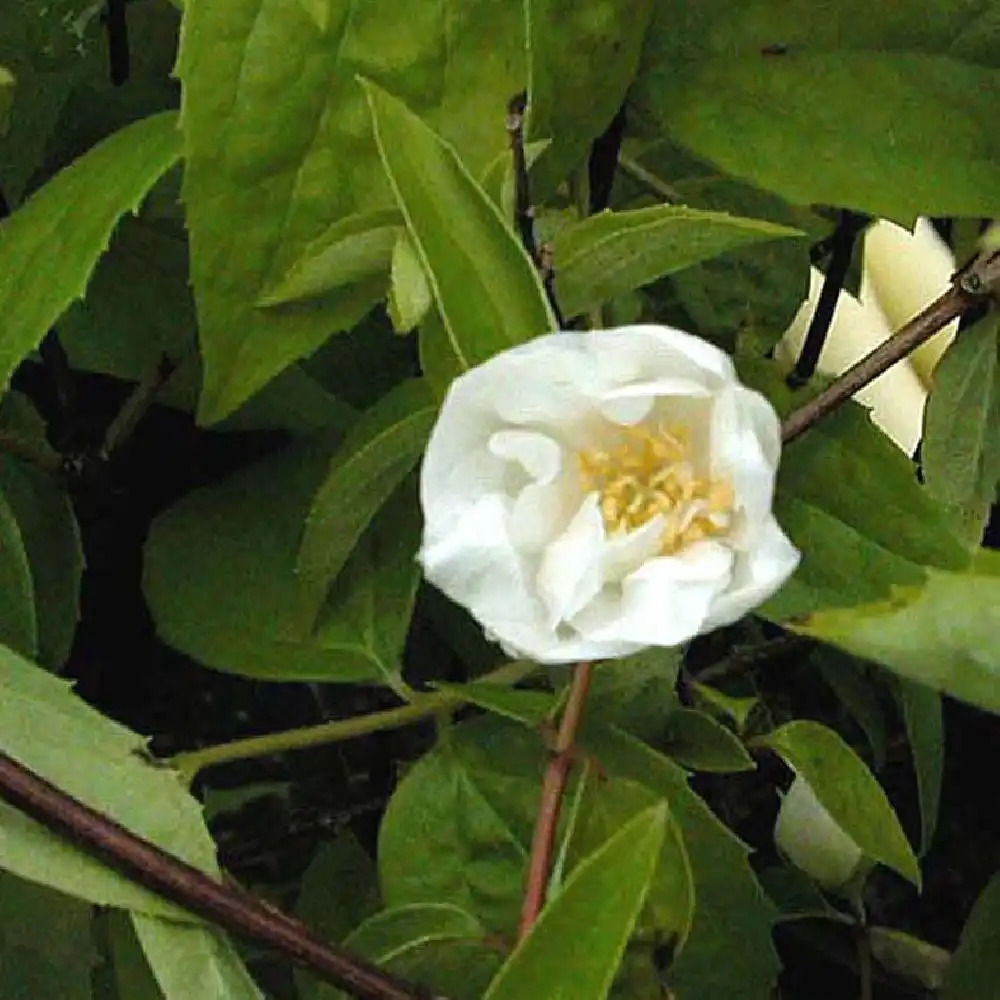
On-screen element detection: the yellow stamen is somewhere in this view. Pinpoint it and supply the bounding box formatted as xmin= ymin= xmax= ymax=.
xmin=578 ymin=423 xmax=734 ymax=555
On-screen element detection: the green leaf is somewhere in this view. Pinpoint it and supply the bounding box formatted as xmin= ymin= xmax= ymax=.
xmin=379 ymin=717 xmax=546 ymax=933
xmin=812 ymin=650 xmax=888 ymax=769
xmin=177 ymin=0 xmax=527 ymax=422
xmin=0 ymin=397 xmax=82 ymax=670
xmin=131 ymin=914 xmax=264 ymax=1000
xmin=144 ymin=440 xmax=421 ymax=683
xmin=0 ymin=872 xmax=95 ymax=1000
xmin=485 ymin=804 xmax=666 ymax=1000
xmin=364 ymin=80 xmax=554 ymax=375
xmin=634 ymin=49 xmax=1000 ymax=221
xmin=296 ymin=379 xmax=435 ymax=628
xmin=586 ymin=648 xmax=682 ymax=742
xmin=943 ymin=868 xmax=1000 ymax=999
xmin=107 ymin=912 xmax=165 ymax=1000
xmin=690 ymin=681 xmax=759 ymax=734
xmin=431 ymin=682 xmax=555 ymax=727
xmin=257 ymin=210 xmax=401 ymax=307
xmin=524 ymin=0 xmax=654 ymax=193
xmin=800 ymin=552 xmax=1000 ymax=717
xmin=553 ymin=205 xmax=801 ymax=319
xmin=0 ymin=643 xmax=217 ymax=917
xmin=923 ymin=314 xmax=1000 ymax=545
xmin=896 ymin=679 xmax=943 ymax=856
xmin=387 ymin=231 xmax=433 ymax=334
xmin=0 ymin=111 xmax=181 ymax=389
xmin=0 ymin=484 xmax=36 ymax=659
xmin=315 ymin=904 xmax=500 ymax=1000
xmin=0 ymin=65 xmax=13 ymax=135
xmin=663 ymin=708 xmax=755 ymax=773
xmin=582 ymin=726 xmax=780 ymax=1000
xmin=418 ymin=308 xmax=465 ymax=402
xmin=759 ymin=720 xmax=919 ymax=886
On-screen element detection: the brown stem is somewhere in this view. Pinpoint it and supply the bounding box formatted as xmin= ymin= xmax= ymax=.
xmin=0 ymin=430 xmax=63 ymax=475
xmin=0 ymin=752 xmax=439 ymax=1000
xmin=518 ymin=661 xmax=593 ymax=940
xmin=781 ymin=284 xmax=976 ymax=444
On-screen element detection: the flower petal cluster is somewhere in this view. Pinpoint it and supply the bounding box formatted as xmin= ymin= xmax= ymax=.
xmin=419 ymin=325 xmax=799 ymax=663
xmin=776 ymin=219 xmax=956 ymax=455
xmin=774 ymin=774 xmax=864 ymax=890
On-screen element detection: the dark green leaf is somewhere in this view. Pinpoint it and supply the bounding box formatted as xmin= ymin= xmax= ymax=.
xmin=812 ymin=650 xmax=888 ymax=769
xmin=760 ymin=720 xmax=919 ymax=885
xmin=296 ymin=379 xmax=435 ymax=628
xmin=431 ymin=682 xmax=555 ymax=727
xmin=484 ymin=804 xmax=667 ymax=1000
xmin=0 ymin=484 xmax=36 ymax=659
xmin=663 ymin=708 xmax=755 ymax=773
xmin=586 ymin=648 xmax=681 ymax=742
xmin=943 ymin=868 xmax=1000 ymax=999
xmin=554 ymin=205 xmax=801 ymax=319
xmin=923 ymin=315 xmax=1000 ymax=545
xmin=0 ymin=112 xmax=181 ymax=388
xmin=896 ymin=679 xmax=943 ymax=855
xmin=364 ymin=80 xmax=554 ymax=374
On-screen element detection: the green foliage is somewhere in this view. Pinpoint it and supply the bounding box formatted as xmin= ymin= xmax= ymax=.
xmin=895 ymin=679 xmax=944 ymax=856
xmin=943 ymin=868 xmax=1000 ymax=999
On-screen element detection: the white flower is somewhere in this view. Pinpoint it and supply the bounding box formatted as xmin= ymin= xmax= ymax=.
xmin=775 ymin=775 xmax=863 ymax=890
xmin=776 ymin=218 xmax=957 ymax=455
xmin=418 ymin=325 xmax=800 ymax=664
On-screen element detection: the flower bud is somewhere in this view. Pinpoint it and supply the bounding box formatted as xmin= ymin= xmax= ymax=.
xmin=776 ymin=267 xmax=928 ymax=455
xmin=774 ymin=774 xmax=863 ymax=890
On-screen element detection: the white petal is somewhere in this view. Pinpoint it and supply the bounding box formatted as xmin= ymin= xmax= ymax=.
xmin=488 ymin=429 xmax=563 ymax=483
xmin=862 ymin=218 xmax=958 ymax=385
xmin=537 ymin=496 xmax=606 ymax=625
xmin=776 ymin=267 xmax=927 ymax=454
xmin=575 ymin=541 xmax=733 ymax=647
xmin=704 ymin=517 xmax=800 ymax=629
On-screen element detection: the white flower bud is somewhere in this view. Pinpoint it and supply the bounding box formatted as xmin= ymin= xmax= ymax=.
xmin=776 ymin=267 xmax=928 ymax=455
xmin=419 ymin=325 xmax=800 ymax=663
xmin=774 ymin=774 xmax=863 ymax=890
xmin=860 ymin=218 xmax=958 ymax=386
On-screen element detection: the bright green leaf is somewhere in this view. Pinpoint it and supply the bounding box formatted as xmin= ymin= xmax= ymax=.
xmin=131 ymin=914 xmax=263 ymax=1000
xmin=364 ymin=80 xmax=554 ymax=374
xmin=525 ymin=0 xmax=654 ymax=194
xmin=760 ymin=720 xmax=920 ymax=886
xmin=0 ymin=643 xmax=216 ymax=917
xmin=144 ymin=440 xmax=422 ymax=683
xmin=634 ymin=51 xmax=1000 ymax=222
xmin=388 ymin=231 xmax=432 ymax=333
xmin=0 ymin=111 xmax=180 ymax=389
xmin=177 ymin=0 xmax=527 ymax=422
xmin=296 ymin=379 xmax=435 ymax=628
xmin=0 ymin=485 xmax=36 ymax=659
xmin=800 ymin=551 xmax=1000 ymax=717
xmin=663 ymin=708 xmax=755 ymax=773
xmin=690 ymin=681 xmax=759 ymax=734
xmin=485 ymin=804 xmax=666 ymax=1000
xmin=583 ymin=725 xmax=780 ymax=1000
xmin=257 ymin=210 xmax=401 ymax=308
xmin=923 ymin=314 xmax=1000 ymax=545
xmin=554 ymin=205 xmax=801 ymax=319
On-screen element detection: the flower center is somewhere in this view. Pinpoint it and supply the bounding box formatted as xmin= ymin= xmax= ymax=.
xmin=578 ymin=423 xmax=735 ymax=554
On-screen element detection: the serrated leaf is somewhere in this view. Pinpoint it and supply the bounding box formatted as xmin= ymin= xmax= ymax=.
xmin=315 ymin=904 xmax=499 ymax=1000
xmin=634 ymin=46 xmax=1000 ymax=221
xmin=0 ymin=485 xmax=36 ymax=658
xmin=364 ymin=80 xmax=554 ymax=375
xmin=131 ymin=914 xmax=263 ymax=1000
xmin=0 ymin=643 xmax=216 ymax=917
xmin=923 ymin=315 xmax=1000 ymax=545
xmin=144 ymin=440 xmax=421 ymax=683
xmin=943 ymin=868 xmax=1000 ymax=999
xmin=379 ymin=717 xmax=546 ymax=934
xmin=257 ymin=210 xmax=401 ymax=307
xmin=387 ymin=232 xmax=432 ymax=333
xmin=177 ymin=0 xmax=527 ymax=422
xmin=663 ymin=708 xmax=755 ymax=773
xmin=760 ymin=720 xmax=919 ymax=886
xmin=296 ymin=379 xmax=435 ymax=628
xmin=583 ymin=726 xmax=780 ymax=1000
xmin=554 ymin=205 xmax=801 ymax=319
xmin=586 ymin=648 xmax=681 ymax=742
xmin=800 ymin=551 xmax=1000 ymax=716
xmin=0 ymin=872 xmax=95 ymax=1000
xmin=525 ymin=0 xmax=654 ymax=194
xmin=895 ymin=679 xmax=943 ymax=855
xmin=0 ymin=111 xmax=180 ymax=387
xmin=485 ymin=804 xmax=666 ymax=1000
xmin=431 ymin=682 xmax=555 ymax=727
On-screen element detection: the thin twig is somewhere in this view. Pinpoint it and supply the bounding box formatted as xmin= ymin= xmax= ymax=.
xmin=0 ymin=752 xmax=439 ymax=1000
xmin=781 ymin=284 xmax=977 ymax=444
xmin=856 ymin=926 xmax=873 ymax=1000
xmin=616 ymin=156 xmax=683 ymax=204
xmin=518 ymin=660 xmax=593 ymax=940
xmin=101 ymin=354 xmax=177 ymax=459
